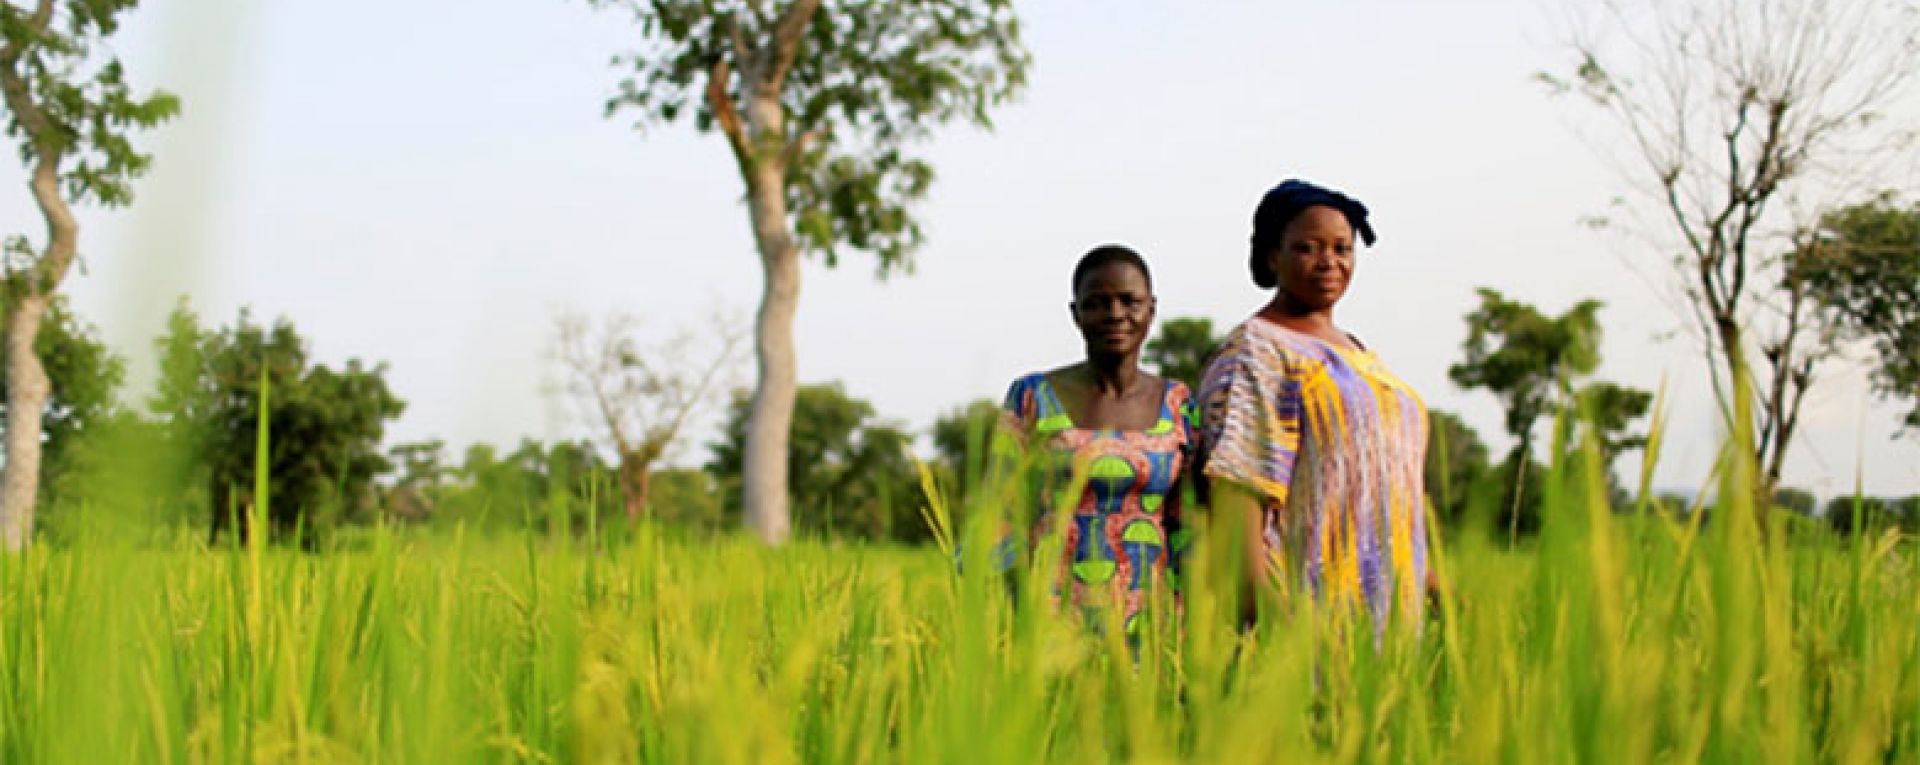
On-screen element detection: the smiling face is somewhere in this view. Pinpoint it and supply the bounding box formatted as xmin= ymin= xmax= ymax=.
xmin=1268 ymin=204 xmax=1357 ymax=312
xmin=1070 ymin=261 xmax=1156 ymax=361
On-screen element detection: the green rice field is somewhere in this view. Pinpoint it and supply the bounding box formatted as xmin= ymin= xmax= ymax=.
xmin=0 ymin=435 xmax=1916 ymax=765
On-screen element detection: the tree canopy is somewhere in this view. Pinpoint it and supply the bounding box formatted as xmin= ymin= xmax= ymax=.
xmin=1449 ymin=289 xmax=1650 ymax=538
xmin=1425 ymin=409 xmax=1493 ymax=526
xmin=1792 ymin=195 xmax=1920 ymax=433
xmin=0 ymin=0 xmax=177 ymax=549
xmin=154 ymin=303 xmax=404 ymax=545
xmin=1144 ymin=316 xmax=1219 ymax=394
xmin=590 ymin=0 xmax=1030 ymax=544
xmin=596 ymin=0 xmax=1029 ymax=271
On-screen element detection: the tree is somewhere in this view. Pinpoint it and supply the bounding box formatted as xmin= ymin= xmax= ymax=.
xmin=1545 ymin=0 xmax=1919 ymax=514
xmin=428 ymin=439 xmax=618 ymax=531
xmin=1897 ymin=495 xmax=1920 ymax=536
xmin=649 ymin=467 xmax=729 ymax=532
xmin=1771 ymin=486 xmax=1818 ymax=516
xmin=589 ymin=0 xmax=1030 ymax=544
xmin=553 ymin=310 xmax=742 ymax=520
xmin=709 ymin=382 xmax=922 ymax=542
xmin=1424 ymin=409 xmax=1493 ymax=526
xmin=1571 ymin=381 xmax=1654 ymax=474
xmin=153 ymin=303 xmax=404 ymax=545
xmin=1449 ymin=289 xmax=1599 ymax=536
xmin=1823 ymin=494 xmax=1894 ymax=536
xmin=0 ymin=298 xmax=122 ymax=512
xmin=385 ymin=439 xmax=448 ymax=522
xmin=929 ymin=397 xmax=999 ymax=498
xmin=1449 ymin=289 xmax=1650 ymax=539
xmin=0 ymin=0 xmax=179 ymax=549
xmin=1144 ymin=316 xmax=1220 ymax=393
xmin=1791 ymin=195 xmax=1920 ymax=433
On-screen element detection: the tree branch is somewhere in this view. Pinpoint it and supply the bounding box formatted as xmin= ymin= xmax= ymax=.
xmin=0 ymin=0 xmax=77 ymax=296
xmin=705 ymin=56 xmax=751 ymax=162
xmin=765 ymin=0 xmax=822 ymax=93
xmin=779 ymin=127 xmax=823 ymax=169
xmin=0 ymin=0 xmax=54 ymax=63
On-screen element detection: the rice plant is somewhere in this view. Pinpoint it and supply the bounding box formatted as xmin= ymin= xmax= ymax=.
xmin=0 ymin=375 xmax=1913 ymax=763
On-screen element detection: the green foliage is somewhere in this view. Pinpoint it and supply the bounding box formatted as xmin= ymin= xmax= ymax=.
xmin=152 ymin=301 xmax=404 ymax=545
xmin=1450 ymin=289 xmax=1650 ymax=537
xmin=1573 ymin=380 xmax=1652 ymax=461
xmin=1424 ymin=409 xmax=1494 ymax=525
xmin=0 ymin=1 xmax=180 ymax=209
xmin=1819 ymin=493 xmax=1920 ymax=537
xmin=1792 ymin=194 xmax=1920 ymax=433
xmin=1823 ymin=494 xmax=1898 ymax=536
xmin=592 ymin=0 xmax=1030 ymax=272
xmin=0 ymin=297 xmax=120 ymax=507
xmin=1143 ymin=316 xmax=1218 ymax=394
xmin=710 ymin=382 xmax=923 ymax=541
xmin=1772 ymin=486 xmax=1818 ymax=516
xmin=430 ymin=439 xmax=618 ymax=532
xmin=647 ymin=467 xmax=728 ymax=531
xmin=929 ymin=397 xmax=999 ymax=497
xmin=1449 ymin=288 xmax=1603 ymax=442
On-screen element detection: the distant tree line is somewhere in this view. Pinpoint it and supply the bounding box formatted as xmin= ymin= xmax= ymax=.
xmin=14 ymin=281 xmax=1920 ymax=549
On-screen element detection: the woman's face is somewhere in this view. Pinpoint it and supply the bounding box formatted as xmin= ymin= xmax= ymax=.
xmin=1268 ymin=205 xmax=1356 ymax=312
xmin=1071 ymin=262 xmax=1156 ymax=359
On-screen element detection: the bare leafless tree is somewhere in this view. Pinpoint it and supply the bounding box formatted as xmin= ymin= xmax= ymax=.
xmin=553 ymin=310 xmax=744 ymax=520
xmin=1547 ymin=0 xmax=1919 ymax=511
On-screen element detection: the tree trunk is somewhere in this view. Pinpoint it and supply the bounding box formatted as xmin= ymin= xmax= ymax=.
xmin=741 ymin=162 xmax=799 ymax=545
xmin=1 ymin=294 xmax=50 ymax=550
xmin=1711 ymin=315 xmax=1773 ymax=534
xmin=619 ymin=453 xmax=653 ymax=521
xmin=0 ymin=147 xmax=77 ymax=552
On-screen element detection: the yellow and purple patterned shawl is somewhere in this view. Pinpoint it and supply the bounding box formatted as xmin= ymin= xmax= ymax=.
xmin=1196 ymin=315 xmax=1430 ymax=625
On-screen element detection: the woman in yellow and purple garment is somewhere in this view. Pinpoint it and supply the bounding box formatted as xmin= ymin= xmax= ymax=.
xmin=998 ymin=244 xmax=1195 ymax=634
xmin=1195 ymin=179 xmax=1431 ymax=629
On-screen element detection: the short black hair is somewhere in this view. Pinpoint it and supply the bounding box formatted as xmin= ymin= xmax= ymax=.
xmin=1249 ymin=179 xmax=1376 ymax=289
xmin=1072 ymin=244 xmax=1152 ymax=294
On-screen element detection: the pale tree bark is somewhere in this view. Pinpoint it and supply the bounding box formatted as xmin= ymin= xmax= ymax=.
xmin=0 ymin=159 xmax=78 ymax=550
xmin=0 ymin=3 xmax=78 ymax=549
xmin=2 ymin=293 xmax=51 ymax=549
xmin=707 ymin=0 xmax=820 ymax=545
xmin=740 ymin=161 xmax=800 ymax=544
xmin=554 ymin=309 xmax=740 ymax=522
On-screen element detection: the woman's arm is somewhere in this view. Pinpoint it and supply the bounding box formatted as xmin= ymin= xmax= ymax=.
xmin=1206 ymin=479 xmax=1277 ymax=629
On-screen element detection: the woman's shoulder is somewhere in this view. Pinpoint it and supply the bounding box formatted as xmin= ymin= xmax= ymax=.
xmin=1005 ymin=370 xmax=1050 ymax=394
xmin=1207 ymin=317 xmax=1325 ymax=376
xmin=1004 ymin=370 xmax=1077 ymax=428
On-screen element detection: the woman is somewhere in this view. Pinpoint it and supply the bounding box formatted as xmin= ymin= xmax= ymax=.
xmin=1195 ymin=179 xmax=1430 ymax=629
xmin=998 ymin=244 xmax=1195 ymax=635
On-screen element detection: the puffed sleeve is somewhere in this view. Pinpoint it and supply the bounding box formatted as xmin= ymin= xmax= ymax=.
xmin=1195 ymin=341 xmax=1302 ymax=509
xmin=994 ymin=374 xmax=1043 ymax=461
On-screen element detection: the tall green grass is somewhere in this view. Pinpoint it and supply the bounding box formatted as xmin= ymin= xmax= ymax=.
xmin=0 ymin=399 xmax=1915 ymax=762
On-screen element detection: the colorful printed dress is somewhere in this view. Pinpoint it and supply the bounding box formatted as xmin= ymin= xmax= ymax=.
xmin=1001 ymin=373 xmax=1195 ymax=633
xmin=1195 ymin=315 xmax=1430 ymax=625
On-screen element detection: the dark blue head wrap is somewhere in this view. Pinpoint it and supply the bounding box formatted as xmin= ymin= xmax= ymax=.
xmin=1249 ymin=179 xmax=1376 ymax=289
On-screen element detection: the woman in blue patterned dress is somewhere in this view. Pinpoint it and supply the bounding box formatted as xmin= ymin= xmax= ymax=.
xmin=999 ymin=245 xmax=1195 ymax=634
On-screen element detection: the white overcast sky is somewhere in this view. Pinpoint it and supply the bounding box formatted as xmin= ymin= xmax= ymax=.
xmin=2 ymin=0 xmax=1916 ymax=500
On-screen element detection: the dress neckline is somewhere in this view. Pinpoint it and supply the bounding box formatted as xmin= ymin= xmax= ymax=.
xmin=1036 ymin=372 xmax=1172 ymax=434
xmin=1251 ymin=312 xmax=1371 ymax=356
